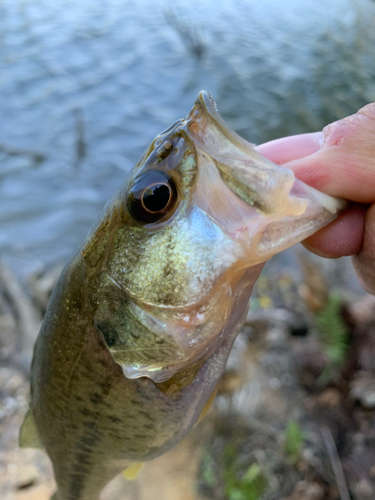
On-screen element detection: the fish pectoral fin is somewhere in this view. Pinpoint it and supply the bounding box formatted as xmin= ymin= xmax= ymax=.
xmin=19 ymin=408 xmax=43 ymax=450
xmin=123 ymin=462 xmax=144 ymax=480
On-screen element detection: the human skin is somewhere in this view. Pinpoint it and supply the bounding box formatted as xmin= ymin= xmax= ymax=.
xmin=255 ymin=102 xmax=375 ymax=294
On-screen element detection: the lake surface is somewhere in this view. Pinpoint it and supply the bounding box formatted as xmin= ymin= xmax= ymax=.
xmin=0 ymin=0 xmax=374 ymax=277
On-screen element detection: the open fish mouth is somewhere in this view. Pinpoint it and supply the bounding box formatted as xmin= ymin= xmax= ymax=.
xmin=99 ymin=91 xmax=346 ymax=383
xmin=187 ymin=91 xmax=346 ymax=264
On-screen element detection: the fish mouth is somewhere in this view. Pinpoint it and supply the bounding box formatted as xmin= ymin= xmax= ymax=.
xmin=187 ymin=91 xmax=346 ymax=264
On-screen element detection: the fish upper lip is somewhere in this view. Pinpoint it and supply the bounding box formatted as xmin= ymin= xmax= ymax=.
xmin=191 ymin=91 xmax=257 ymax=158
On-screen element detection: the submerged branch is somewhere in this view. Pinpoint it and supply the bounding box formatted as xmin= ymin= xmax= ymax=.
xmin=0 ymin=143 xmax=46 ymax=164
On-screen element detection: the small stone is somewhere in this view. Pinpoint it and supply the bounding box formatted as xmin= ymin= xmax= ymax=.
xmin=282 ymin=480 xmax=324 ymax=500
xmin=353 ymin=478 xmax=374 ymax=500
xmin=349 ymin=294 xmax=375 ymax=326
xmin=351 ymin=372 xmax=375 ymax=409
xmin=14 ymin=464 xmax=38 ymax=490
xmin=4 ymin=372 xmax=24 ymax=393
xmin=15 ymin=483 xmax=54 ymax=500
xmin=269 ymin=377 xmax=281 ymax=391
xmin=315 ymin=388 xmax=341 ymax=408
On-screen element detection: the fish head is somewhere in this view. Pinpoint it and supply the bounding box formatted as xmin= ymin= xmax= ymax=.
xmin=86 ymin=91 xmax=345 ymax=383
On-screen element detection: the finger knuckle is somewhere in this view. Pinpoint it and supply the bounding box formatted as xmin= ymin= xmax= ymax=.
xmin=323 ymin=102 xmax=375 ymax=148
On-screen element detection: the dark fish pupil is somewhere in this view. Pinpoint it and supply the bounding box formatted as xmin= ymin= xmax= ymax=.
xmin=127 ymin=170 xmax=177 ymax=224
xmin=142 ymin=184 xmax=170 ymax=213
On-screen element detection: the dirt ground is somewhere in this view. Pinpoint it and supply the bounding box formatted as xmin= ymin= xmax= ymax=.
xmin=1 ymin=251 xmax=375 ymax=500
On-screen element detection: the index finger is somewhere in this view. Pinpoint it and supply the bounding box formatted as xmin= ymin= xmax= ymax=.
xmin=255 ymin=132 xmax=323 ymax=164
xmin=257 ymin=103 xmax=375 ymax=204
xmin=255 ymin=128 xmax=367 ymax=258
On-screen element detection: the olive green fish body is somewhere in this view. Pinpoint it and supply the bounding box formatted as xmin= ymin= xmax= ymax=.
xmin=30 ymin=254 xmax=258 ymax=500
xmin=22 ymin=92 xmax=345 ymax=500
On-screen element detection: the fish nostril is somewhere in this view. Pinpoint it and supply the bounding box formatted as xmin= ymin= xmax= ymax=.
xmin=156 ymin=141 xmax=174 ymax=159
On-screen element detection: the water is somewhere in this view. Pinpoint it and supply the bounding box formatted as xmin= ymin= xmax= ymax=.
xmin=0 ymin=0 xmax=374 ymax=276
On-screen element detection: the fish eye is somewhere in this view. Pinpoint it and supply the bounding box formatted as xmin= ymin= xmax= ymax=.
xmin=127 ymin=171 xmax=177 ymax=224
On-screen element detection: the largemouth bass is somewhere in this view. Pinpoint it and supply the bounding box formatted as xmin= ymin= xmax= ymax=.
xmin=20 ymin=91 xmax=345 ymax=500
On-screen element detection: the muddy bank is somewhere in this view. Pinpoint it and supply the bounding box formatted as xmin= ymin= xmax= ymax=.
xmin=1 ymin=252 xmax=375 ymax=500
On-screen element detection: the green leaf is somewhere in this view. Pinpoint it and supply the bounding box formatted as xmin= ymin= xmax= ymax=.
xmin=284 ymin=420 xmax=304 ymax=462
xmin=316 ymin=292 xmax=349 ymax=369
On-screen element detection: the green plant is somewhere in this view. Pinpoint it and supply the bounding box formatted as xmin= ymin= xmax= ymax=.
xmin=199 ymin=445 xmax=267 ymax=500
xmin=316 ymin=292 xmax=349 ymax=373
xmin=284 ymin=420 xmax=304 ymax=463
xmin=200 ymin=449 xmax=217 ymax=489
xmin=223 ymin=448 xmax=267 ymax=500
xmin=225 ymin=462 xmax=266 ymax=500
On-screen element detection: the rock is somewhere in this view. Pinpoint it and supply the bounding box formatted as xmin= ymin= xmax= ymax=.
xmin=352 ymin=478 xmax=374 ymax=500
xmin=14 ymin=464 xmax=38 ymax=490
xmin=282 ymin=480 xmax=324 ymax=500
xmin=314 ymin=389 xmax=341 ymax=408
xmin=351 ymin=371 xmax=375 ymax=409
xmin=369 ymin=465 xmax=375 ymax=478
xmin=349 ymin=295 xmax=375 ymax=327
xmin=14 ymin=483 xmax=54 ymax=500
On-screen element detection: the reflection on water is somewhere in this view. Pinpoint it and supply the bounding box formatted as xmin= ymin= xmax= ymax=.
xmin=0 ymin=0 xmax=374 ymax=275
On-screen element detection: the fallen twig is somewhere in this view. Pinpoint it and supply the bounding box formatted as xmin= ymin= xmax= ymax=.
xmin=73 ymin=108 xmax=86 ymax=168
xmin=321 ymin=425 xmax=350 ymax=500
xmin=0 ymin=262 xmax=41 ymax=354
xmin=164 ymin=9 xmax=205 ymax=59
xmin=0 ymin=143 xmax=45 ymax=164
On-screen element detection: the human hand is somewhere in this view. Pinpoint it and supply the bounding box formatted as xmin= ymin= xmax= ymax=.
xmin=255 ymin=103 xmax=375 ymax=294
